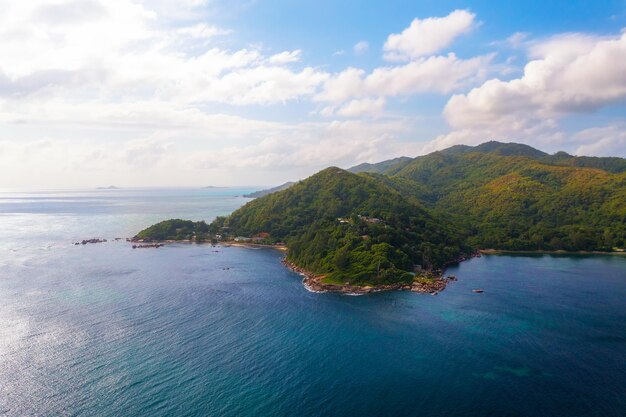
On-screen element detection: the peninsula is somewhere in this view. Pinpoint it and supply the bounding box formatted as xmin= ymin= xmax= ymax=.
xmin=134 ymin=141 xmax=626 ymax=293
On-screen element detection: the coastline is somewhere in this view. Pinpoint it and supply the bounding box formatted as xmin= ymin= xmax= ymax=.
xmin=130 ymin=238 xmax=287 ymax=251
xmin=126 ymin=237 xmax=625 ymax=294
xmin=285 ymin=245 xmax=623 ymax=295
xmin=128 ymin=237 xmax=465 ymax=294
xmin=282 ymin=258 xmax=452 ymax=295
xmin=480 ymin=249 xmax=626 ymax=256
xmin=226 ymin=242 xmax=287 ymax=251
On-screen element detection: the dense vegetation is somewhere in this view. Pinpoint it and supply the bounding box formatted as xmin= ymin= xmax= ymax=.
xmin=134 ymin=219 xmax=210 ymax=242
xmin=356 ymin=142 xmax=626 ymax=251
xmin=136 ymin=141 xmax=626 ymax=286
xmin=213 ymin=167 xmax=470 ymax=285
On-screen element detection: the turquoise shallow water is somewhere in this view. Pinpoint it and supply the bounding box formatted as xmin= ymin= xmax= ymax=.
xmin=1 ymin=189 xmax=625 ymax=416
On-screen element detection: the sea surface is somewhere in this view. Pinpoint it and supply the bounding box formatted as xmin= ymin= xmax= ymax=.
xmin=1 ymin=188 xmax=625 ymax=417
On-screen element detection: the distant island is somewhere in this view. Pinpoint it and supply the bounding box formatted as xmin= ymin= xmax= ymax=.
xmin=97 ymin=186 xmax=121 ymax=190
xmin=243 ymin=181 xmax=296 ymax=198
xmin=134 ymin=141 xmax=626 ymax=294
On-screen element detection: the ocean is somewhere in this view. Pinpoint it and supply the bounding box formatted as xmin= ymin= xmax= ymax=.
xmin=1 ymin=188 xmax=625 ymax=416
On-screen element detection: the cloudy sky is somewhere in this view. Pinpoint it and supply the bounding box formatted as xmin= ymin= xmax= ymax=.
xmin=1 ymin=0 xmax=625 ymax=189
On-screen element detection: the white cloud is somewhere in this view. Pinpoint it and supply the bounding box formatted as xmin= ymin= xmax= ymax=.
xmin=492 ymin=32 xmax=530 ymax=49
xmin=353 ymin=41 xmax=369 ymax=55
xmin=0 ymin=117 xmax=418 ymax=187
xmin=177 ymin=23 xmax=230 ymax=39
xmin=135 ymin=0 xmax=211 ymax=20
xmin=207 ymin=66 xmax=329 ymax=105
xmin=425 ymin=30 xmax=626 ymax=156
xmin=33 ymin=0 xmax=109 ymax=25
xmin=336 ymin=98 xmax=386 ymax=118
xmin=191 ymin=118 xmax=419 ymax=171
xmin=0 ymin=1 xmax=327 ymax=106
xmin=268 ymin=49 xmax=302 ymax=64
xmin=572 ymin=124 xmax=626 ymax=157
xmin=444 ymin=32 xmax=626 ymax=130
xmin=316 ymin=53 xmax=493 ymax=103
xmin=2 ymin=3 xmax=623 ymax=188
xmin=383 ymin=10 xmax=476 ymax=61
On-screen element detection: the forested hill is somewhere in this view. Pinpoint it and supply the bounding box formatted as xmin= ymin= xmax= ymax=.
xmin=136 ymin=141 xmax=625 ymax=287
xmin=211 ymin=167 xmax=470 ymax=285
xmin=348 ymin=141 xmax=626 ymax=174
xmin=353 ymin=142 xmax=626 ymax=251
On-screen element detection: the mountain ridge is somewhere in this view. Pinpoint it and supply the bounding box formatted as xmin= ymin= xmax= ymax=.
xmin=348 ymin=141 xmax=626 ymax=175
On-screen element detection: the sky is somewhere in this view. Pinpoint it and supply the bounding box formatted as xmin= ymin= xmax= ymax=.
xmin=1 ymin=0 xmax=625 ymax=189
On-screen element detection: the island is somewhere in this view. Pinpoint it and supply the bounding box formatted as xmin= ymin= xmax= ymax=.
xmin=134 ymin=141 xmax=626 ymax=294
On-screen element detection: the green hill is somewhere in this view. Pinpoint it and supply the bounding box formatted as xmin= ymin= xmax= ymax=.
xmin=134 ymin=219 xmax=210 ymax=242
xmin=465 ymin=141 xmax=548 ymax=158
xmin=212 ymin=167 xmax=470 ymax=285
xmin=388 ymin=150 xmax=626 ymax=251
xmin=348 ymin=141 xmax=626 ymax=175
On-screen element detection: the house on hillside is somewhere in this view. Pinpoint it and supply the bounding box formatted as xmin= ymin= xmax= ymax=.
xmin=358 ymin=214 xmax=383 ymax=224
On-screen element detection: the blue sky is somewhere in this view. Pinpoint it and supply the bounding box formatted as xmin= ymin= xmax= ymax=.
xmin=214 ymin=0 xmax=626 ymax=68
xmin=214 ymin=0 xmax=626 ymax=125
xmin=0 ymin=0 xmax=625 ymax=188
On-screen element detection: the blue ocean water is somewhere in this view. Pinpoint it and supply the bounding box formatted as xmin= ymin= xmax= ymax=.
xmin=1 ymin=188 xmax=625 ymax=416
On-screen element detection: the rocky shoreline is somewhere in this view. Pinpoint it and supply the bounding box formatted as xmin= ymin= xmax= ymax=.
xmin=74 ymin=238 xmax=107 ymax=245
xmin=132 ymin=243 xmax=164 ymax=249
xmin=282 ymin=258 xmax=458 ymax=295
